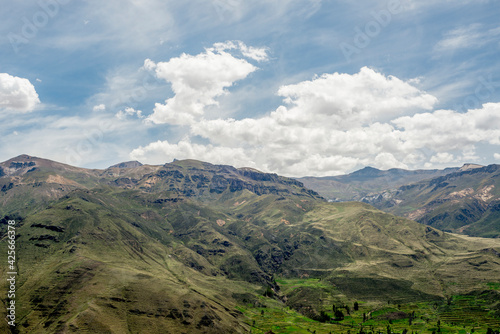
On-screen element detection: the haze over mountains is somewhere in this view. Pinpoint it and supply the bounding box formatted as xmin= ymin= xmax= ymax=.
xmin=1 ymin=155 xmax=499 ymax=333
xmin=297 ymin=166 xmax=461 ymax=202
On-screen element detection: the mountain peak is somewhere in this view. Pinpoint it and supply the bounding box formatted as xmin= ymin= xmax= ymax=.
xmin=7 ymin=154 xmax=39 ymax=162
xmin=1 ymin=154 xmax=40 ymax=174
xmin=459 ymin=163 xmax=484 ymax=171
xmin=109 ymin=161 xmax=143 ymax=169
xmin=350 ymin=166 xmax=383 ymax=177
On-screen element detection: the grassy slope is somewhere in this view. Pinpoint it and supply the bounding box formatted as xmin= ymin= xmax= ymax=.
xmin=1 ymin=189 xmax=255 ymax=333
xmin=2 ymin=187 xmax=499 ymax=332
xmin=0 ymin=157 xmax=499 ymax=333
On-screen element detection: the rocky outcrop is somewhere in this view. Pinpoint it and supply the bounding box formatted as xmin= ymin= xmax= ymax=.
xmin=9 ymin=161 xmax=36 ymax=169
xmin=142 ymin=162 xmax=323 ymax=200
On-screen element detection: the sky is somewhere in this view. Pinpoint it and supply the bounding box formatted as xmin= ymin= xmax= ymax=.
xmin=1 ymin=0 xmax=500 ymax=177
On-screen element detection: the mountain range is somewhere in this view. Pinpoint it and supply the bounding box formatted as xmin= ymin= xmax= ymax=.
xmin=297 ymin=165 xmax=468 ymax=202
xmin=299 ymin=163 xmax=500 ymax=238
xmin=1 ymin=155 xmax=499 ymax=333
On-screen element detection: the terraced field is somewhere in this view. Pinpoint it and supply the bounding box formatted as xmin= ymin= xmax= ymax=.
xmin=240 ymin=279 xmax=500 ymax=334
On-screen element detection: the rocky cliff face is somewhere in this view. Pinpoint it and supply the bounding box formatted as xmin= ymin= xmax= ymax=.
xmin=0 ymin=156 xmax=322 ymax=218
xmin=126 ymin=160 xmax=323 ymax=200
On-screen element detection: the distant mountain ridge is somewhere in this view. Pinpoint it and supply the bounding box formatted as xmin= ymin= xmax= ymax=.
xmin=362 ymin=164 xmax=500 ymax=238
xmin=299 ymin=163 xmax=500 ymax=238
xmin=297 ymin=165 xmax=460 ymax=202
xmin=109 ymin=160 xmax=143 ymax=169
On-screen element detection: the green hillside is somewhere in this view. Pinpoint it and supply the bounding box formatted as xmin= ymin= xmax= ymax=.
xmin=1 ymin=155 xmax=499 ymax=333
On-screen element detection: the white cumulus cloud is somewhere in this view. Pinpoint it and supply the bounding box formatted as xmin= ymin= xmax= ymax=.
xmin=273 ymin=66 xmax=437 ymax=128
xmin=130 ymin=139 xmax=252 ymax=167
xmin=392 ymin=103 xmax=500 ymax=150
xmin=146 ymin=41 xmax=263 ymax=126
xmin=0 ymin=73 xmax=40 ymax=113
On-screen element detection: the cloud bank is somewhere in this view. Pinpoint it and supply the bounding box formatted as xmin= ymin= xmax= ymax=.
xmin=131 ymin=53 xmax=500 ymax=176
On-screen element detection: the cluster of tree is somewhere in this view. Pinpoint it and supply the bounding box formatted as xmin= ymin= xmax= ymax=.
xmin=332 ymin=301 xmax=360 ymax=321
xmin=407 ymin=311 xmax=416 ymax=326
xmin=316 ymin=310 xmax=331 ymax=323
xmin=263 ymin=286 xmax=274 ymax=297
xmin=333 ymin=309 xmax=345 ymax=321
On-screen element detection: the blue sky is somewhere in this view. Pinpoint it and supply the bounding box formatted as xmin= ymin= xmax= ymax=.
xmin=1 ymin=0 xmax=499 ymax=176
